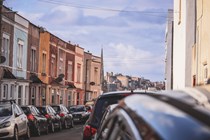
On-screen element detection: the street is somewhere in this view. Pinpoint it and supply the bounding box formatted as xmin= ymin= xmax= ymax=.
xmin=30 ymin=124 xmax=83 ymax=140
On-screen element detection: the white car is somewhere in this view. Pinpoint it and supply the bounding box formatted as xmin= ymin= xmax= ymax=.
xmin=0 ymin=100 xmax=30 ymax=140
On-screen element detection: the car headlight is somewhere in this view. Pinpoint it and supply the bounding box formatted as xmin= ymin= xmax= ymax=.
xmin=0 ymin=121 xmax=11 ymax=128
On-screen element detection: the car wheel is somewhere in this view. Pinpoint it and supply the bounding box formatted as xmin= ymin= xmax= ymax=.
xmin=45 ymin=124 xmax=49 ymax=135
xmin=59 ymin=121 xmax=62 ymax=131
xmin=70 ymin=119 xmax=74 ymax=128
xmin=51 ymin=123 xmax=55 ymax=133
xmin=36 ymin=124 xmax=41 ymax=136
xmin=13 ymin=127 xmax=19 ymax=140
xmin=64 ymin=120 xmax=68 ymax=129
xmin=24 ymin=125 xmax=30 ymax=140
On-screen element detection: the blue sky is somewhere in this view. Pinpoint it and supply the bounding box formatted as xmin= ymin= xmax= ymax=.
xmin=5 ymin=0 xmax=173 ymax=81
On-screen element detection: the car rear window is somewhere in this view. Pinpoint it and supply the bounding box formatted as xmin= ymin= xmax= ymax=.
xmin=91 ymin=95 xmax=127 ymax=128
xmin=21 ymin=107 xmax=31 ymax=115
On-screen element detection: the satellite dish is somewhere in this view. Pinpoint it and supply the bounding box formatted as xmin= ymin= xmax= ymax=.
xmin=58 ymin=74 xmax=65 ymax=78
xmin=90 ymin=82 xmax=95 ymax=85
xmin=0 ymin=56 xmax=6 ymax=64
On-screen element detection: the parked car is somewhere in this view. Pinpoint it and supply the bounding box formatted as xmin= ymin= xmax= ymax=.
xmin=21 ymin=105 xmax=49 ymax=136
xmin=51 ymin=104 xmax=74 ymax=129
xmin=82 ymin=90 xmax=154 ymax=140
xmin=69 ymin=105 xmax=90 ymax=123
xmin=36 ymin=105 xmax=62 ymax=132
xmin=97 ymin=104 xmax=117 ymax=132
xmin=85 ymin=105 xmax=93 ymax=113
xmin=96 ymin=90 xmax=210 ymax=140
xmin=0 ymin=100 xmax=30 ymax=140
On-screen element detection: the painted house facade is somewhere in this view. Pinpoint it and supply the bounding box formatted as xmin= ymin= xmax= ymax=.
xmin=0 ymin=6 xmax=30 ymax=105
xmin=74 ymin=45 xmax=84 ymax=105
xmin=173 ymin=0 xmax=195 ymax=89
xmin=0 ymin=6 xmax=16 ymax=101
xmin=27 ymin=23 xmax=46 ymax=106
xmin=38 ymin=31 xmax=50 ymax=105
xmin=192 ymin=0 xmax=210 ymax=86
xmin=65 ymin=43 xmax=77 ymax=106
xmin=83 ymin=52 xmax=102 ymax=102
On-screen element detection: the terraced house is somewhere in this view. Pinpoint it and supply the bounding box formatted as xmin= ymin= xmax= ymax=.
xmin=0 ymin=5 xmax=103 ymax=106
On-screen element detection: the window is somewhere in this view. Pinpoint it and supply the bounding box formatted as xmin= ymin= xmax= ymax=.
xmin=60 ymin=90 xmax=64 ymax=104
xmin=59 ymin=50 xmax=64 ymax=75
xmin=204 ymin=64 xmax=208 ymax=84
xmin=178 ymin=0 xmax=182 ymax=24
xmin=17 ymin=39 xmax=24 ymax=68
xmin=68 ymin=92 xmax=71 ymax=106
xmin=31 ymin=87 xmax=36 ymax=105
xmin=94 ymin=67 xmax=98 ymax=85
xmin=1 ymin=34 xmax=10 ymax=65
xmin=42 ymin=88 xmax=46 ymax=105
xmin=51 ymin=54 xmax=56 ymax=77
xmin=77 ymin=64 xmax=81 ymax=83
xmin=30 ymin=48 xmax=36 ymax=72
xmin=2 ymin=84 xmax=8 ymax=99
xmin=42 ymin=52 xmax=47 ymax=74
xmin=18 ymin=86 xmax=23 ymax=105
xmin=68 ymin=61 xmax=73 ymax=81
xmin=10 ymin=85 xmax=15 ymax=99
xmin=51 ymin=89 xmax=55 ymax=104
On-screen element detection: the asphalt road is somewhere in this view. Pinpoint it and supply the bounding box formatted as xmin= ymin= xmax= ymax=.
xmin=30 ymin=124 xmax=83 ymax=140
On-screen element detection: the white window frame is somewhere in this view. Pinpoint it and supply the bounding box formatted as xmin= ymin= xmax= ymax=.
xmin=31 ymin=87 xmax=36 ymax=105
xmin=67 ymin=61 xmax=73 ymax=81
xmin=18 ymin=86 xmax=22 ymax=105
xmin=2 ymin=33 xmax=10 ymax=65
xmin=42 ymin=51 xmax=47 ymax=74
xmin=94 ymin=67 xmax=98 ymax=85
xmin=17 ymin=39 xmax=24 ymax=68
xmin=31 ymin=47 xmax=36 ymax=72
xmin=77 ymin=64 xmax=81 ymax=83
xmin=10 ymin=85 xmax=15 ymax=99
xmin=2 ymin=84 xmax=8 ymax=100
xmin=68 ymin=91 xmax=71 ymax=106
xmin=51 ymin=54 xmax=56 ymax=77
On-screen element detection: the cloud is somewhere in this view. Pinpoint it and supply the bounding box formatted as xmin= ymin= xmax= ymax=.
xmin=5 ymin=0 xmax=173 ymax=81
xmin=39 ymin=6 xmax=82 ymax=25
xmin=103 ymin=43 xmax=164 ymax=80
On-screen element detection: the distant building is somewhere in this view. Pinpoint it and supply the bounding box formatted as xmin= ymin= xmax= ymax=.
xmin=107 ymin=83 xmax=117 ymax=92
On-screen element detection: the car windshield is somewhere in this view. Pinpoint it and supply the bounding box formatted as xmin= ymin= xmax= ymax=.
xmin=0 ymin=104 xmax=12 ymax=117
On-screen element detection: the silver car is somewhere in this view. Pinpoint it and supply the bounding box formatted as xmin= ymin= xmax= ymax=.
xmin=0 ymin=100 xmax=30 ymax=140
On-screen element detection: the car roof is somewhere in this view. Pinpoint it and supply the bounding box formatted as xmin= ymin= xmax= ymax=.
xmin=118 ymin=94 xmax=210 ymax=139
xmin=99 ymin=90 xmax=155 ymax=98
xmin=0 ymin=100 xmax=16 ymax=105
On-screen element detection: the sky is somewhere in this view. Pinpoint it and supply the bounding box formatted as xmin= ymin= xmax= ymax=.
xmin=5 ymin=0 xmax=173 ymax=82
